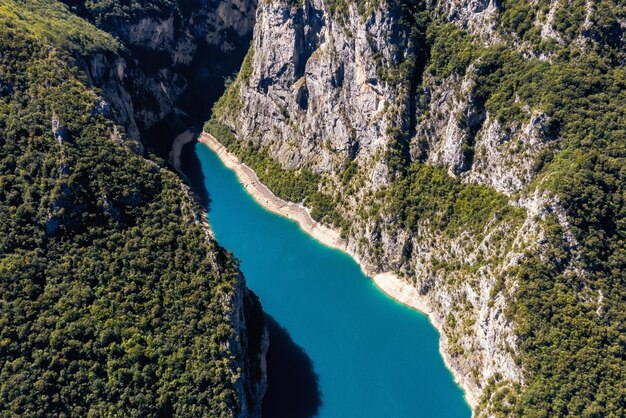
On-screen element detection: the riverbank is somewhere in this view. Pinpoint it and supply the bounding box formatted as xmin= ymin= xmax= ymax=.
xmin=198 ymin=133 xmax=434 ymax=310
xmin=196 ymin=132 xmax=479 ymax=410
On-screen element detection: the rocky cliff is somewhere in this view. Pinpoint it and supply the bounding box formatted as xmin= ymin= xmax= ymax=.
xmin=210 ymin=0 xmax=626 ymax=415
xmin=65 ymin=0 xmax=257 ymax=156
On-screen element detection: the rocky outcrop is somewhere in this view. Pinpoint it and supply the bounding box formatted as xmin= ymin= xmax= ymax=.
xmin=413 ymin=69 xmax=554 ymax=194
xmin=436 ymin=0 xmax=501 ymax=43
xmin=220 ymin=0 xmax=408 ymax=175
xmin=73 ymin=0 xmax=257 ymax=155
xmin=230 ymin=271 xmax=269 ymax=417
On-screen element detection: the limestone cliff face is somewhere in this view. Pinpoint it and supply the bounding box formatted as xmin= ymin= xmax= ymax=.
xmin=224 ymin=0 xmax=406 ymax=175
xmin=413 ymin=69 xmax=554 ymax=194
xmin=76 ymin=0 xmax=257 ymax=154
xmin=224 ymin=0 xmax=554 ymax=194
xmin=215 ymin=0 xmax=578 ymax=413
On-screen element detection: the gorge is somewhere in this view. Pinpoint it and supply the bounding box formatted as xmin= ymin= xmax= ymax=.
xmin=1 ymin=0 xmax=625 ymax=417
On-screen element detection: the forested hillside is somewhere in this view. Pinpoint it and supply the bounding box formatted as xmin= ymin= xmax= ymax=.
xmin=0 ymin=1 xmax=263 ymax=416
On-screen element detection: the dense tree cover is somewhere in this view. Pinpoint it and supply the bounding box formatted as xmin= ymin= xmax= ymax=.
xmin=59 ymin=0 xmax=179 ymax=25
xmin=386 ymin=163 xmax=523 ymax=237
xmin=0 ymin=0 xmax=120 ymax=56
xmin=499 ymin=0 xmax=625 ymax=58
xmin=0 ymin=3 xmax=250 ymax=416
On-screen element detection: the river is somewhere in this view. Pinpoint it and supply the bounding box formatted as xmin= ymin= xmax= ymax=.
xmin=191 ymin=142 xmax=471 ymax=418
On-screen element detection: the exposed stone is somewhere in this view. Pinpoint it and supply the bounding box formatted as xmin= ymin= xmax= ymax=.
xmin=51 ymin=117 xmax=69 ymax=143
xmin=217 ymin=0 xmax=569 ymax=413
xmin=92 ymin=97 xmax=113 ymax=118
xmin=222 ymin=0 xmax=407 ymax=173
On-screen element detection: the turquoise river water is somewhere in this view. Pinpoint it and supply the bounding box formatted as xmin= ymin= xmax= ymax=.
xmin=194 ymin=143 xmax=471 ymax=418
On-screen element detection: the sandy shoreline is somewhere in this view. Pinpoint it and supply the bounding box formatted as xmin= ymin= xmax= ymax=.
xmin=196 ymin=132 xmax=479 ymax=410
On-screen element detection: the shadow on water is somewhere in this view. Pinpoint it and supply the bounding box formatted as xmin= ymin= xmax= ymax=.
xmin=180 ymin=128 xmax=211 ymax=208
xmin=263 ymin=315 xmax=322 ymax=418
xmin=171 ymin=34 xmax=252 ymax=211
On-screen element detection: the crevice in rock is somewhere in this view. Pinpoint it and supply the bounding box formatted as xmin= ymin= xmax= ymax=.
xmin=143 ymin=33 xmax=253 ymax=157
xmin=457 ymin=105 xmax=487 ymax=173
xmin=293 ymin=0 xmax=324 ymax=80
xmin=407 ymin=21 xmax=429 ymax=141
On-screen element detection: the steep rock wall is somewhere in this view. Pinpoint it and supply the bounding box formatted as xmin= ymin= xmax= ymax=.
xmin=73 ymin=0 xmax=257 ymax=155
xmin=213 ymin=0 xmax=565 ymax=413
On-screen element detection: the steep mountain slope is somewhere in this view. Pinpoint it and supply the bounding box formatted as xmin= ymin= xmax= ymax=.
xmin=207 ymin=0 xmax=626 ymax=415
xmin=0 ymin=0 xmax=265 ymax=416
xmin=61 ymin=0 xmax=256 ymax=156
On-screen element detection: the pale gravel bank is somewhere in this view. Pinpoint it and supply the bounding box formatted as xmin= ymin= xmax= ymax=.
xmin=197 ymin=132 xmax=480 ymax=411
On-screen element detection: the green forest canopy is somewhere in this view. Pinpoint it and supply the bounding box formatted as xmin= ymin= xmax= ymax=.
xmin=0 ymin=1 xmax=250 ymax=416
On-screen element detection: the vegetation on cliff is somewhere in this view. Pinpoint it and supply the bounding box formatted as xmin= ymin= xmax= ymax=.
xmin=0 ymin=1 xmax=253 ymax=416
xmin=426 ymin=18 xmax=625 ymax=418
xmin=59 ymin=0 xmax=180 ymax=24
xmin=209 ymin=0 xmax=626 ymax=416
xmin=205 ymin=120 xmax=349 ymax=230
